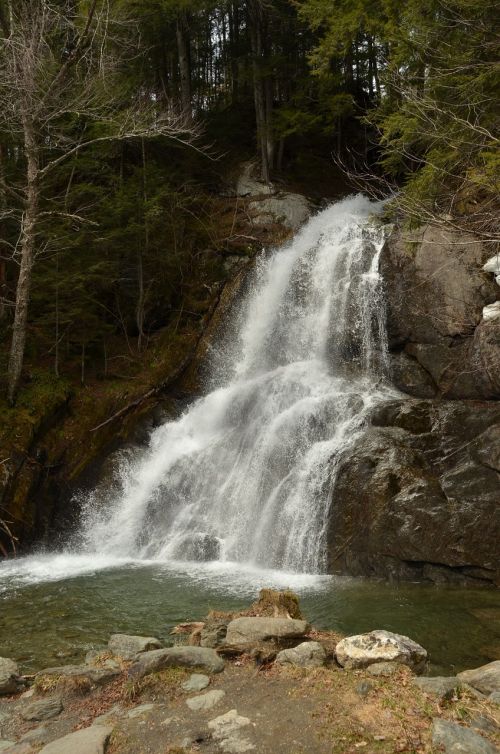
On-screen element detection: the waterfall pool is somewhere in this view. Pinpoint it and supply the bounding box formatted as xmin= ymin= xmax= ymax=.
xmin=1 ymin=557 xmax=498 ymax=675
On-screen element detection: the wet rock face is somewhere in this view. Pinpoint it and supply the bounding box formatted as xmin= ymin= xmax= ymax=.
xmin=327 ymin=399 xmax=500 ymax=586
xmin=381 ymin=225 xmax=499 ymax=398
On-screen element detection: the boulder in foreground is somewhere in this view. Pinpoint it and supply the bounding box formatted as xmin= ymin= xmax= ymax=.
xmin=335 ymin=630 xmax=427 ymax=671
xmin=225 ymin=617 xmax=310 ymax=647
xmin=128 ymin=646 xmax=224 ymax=679
xmin=276 ymin=641 xmax=326 ymax=668
xmin=39 ymin=724 xmax=113 ymax=754
xmin=457 ymin=661 xmax=500 ymax=695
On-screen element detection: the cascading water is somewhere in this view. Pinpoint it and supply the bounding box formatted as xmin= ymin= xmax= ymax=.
xmin=78 ymin=194 xmax=395 ymax=574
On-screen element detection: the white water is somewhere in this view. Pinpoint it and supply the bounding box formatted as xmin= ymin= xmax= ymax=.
xmin=75 ymin=194 xmax=394 ymax=572
xmin=0 ymin=194 xmax=397 ymax=588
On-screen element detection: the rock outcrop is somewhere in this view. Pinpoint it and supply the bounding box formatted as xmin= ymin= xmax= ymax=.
xmin=327 ymin=398 xmax=500 ymax=585
xmin=326 ymin=223 xmax=500 ymax=586
xmin=381 ymin=225 xmax=500 ymax=399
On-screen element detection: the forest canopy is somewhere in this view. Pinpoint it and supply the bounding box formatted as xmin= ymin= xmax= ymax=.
xmin=0 ymin=0 xmax=498 ymax=402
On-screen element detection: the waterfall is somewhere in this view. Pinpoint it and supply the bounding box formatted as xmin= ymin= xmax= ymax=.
xmin=79 ymin=194 xmax=394 ymax=575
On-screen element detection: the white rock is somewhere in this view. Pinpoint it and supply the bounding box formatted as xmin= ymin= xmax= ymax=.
xmin=482 ymin=301 xmax=500 ymax=322
xmin=483 ymin=256 xmax=500 ymax=275
xmin=186 ymin=689 xmax=225 ymax=711
xmin=208 ymin=709 xmax=251 ymax=738
xmin=335 ymin=630 xmax=427 ymax=671
xmin=38 ymin=725 xmax=113 ymax=754
xmin=208 ymin=709 xmax=255 ymax=754
xmin=276 ymin=641 xmax=326 ymax=668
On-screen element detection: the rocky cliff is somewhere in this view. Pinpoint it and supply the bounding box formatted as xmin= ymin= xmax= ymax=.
xmin=327 ymin=225 xmax=500 ymax=586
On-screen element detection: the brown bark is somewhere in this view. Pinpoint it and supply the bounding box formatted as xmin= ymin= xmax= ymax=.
xmin=7 ymin=116 xmax=39 ymax=404
xmin=248 ymin=0 xmax=270 ymax=182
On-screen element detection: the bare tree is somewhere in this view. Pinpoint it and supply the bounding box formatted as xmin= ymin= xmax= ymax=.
xmin=0 ymin=0 xmax=200 ymax=404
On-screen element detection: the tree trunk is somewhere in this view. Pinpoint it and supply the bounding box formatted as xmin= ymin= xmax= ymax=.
xmin=248 ymin=1 xmax=270 ymax=183
xmin=137 ymin=138 xmax=147 ymax=352
xmin=7 ymin=121 xmax=39 ymax=404
xmin=176 ymin=14 xmax=192 ymax=124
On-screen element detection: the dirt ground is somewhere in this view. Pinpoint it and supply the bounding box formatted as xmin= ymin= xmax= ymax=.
xmin=1 ymin=655 xmax=499 ymax=754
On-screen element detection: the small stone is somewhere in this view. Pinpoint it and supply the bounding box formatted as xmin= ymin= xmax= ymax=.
xmin=21 ymin=697 xmax=63 ymax=721
xmin=356 ymin=681 xmax=374 ymax=698
xmin=414 ymin=676 xmax=459 ymax=699
xmin=276 ymin=641 xmax=326 ymax=668
xmin=126 ymin=704 xmax=157 ymax=719
xmin=489 ymin=691 xmax=500 ymax=703
xmin=186 ymin=689 xmax=225 ymax=711
xmin=367 ymin=662 xmax=401 ymax=677
xmin=335 ymin=630 xmax=427 ymax=671
xmin=0 ymin=658 xmax=21 ymax=696
xmin=128 ymin=646 xmax=224 ymax=679
xmin=182 ymin=673 xmax=210 ymax=692
xmin=38 ymin=725 xmax=113 ymax=754
xmin=108 ymin=634 xmax=161 ymax=660
xmin=432 ymin=718 xmax=498 ymax=754
xmin=457 ymin=661 xmax=500 ymax=695
xmin=0 ymin=744 xmax=33 ymax=754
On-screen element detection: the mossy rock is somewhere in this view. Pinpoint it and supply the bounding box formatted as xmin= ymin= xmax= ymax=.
xmin=250 ymin=589 xmax=303 ymax=620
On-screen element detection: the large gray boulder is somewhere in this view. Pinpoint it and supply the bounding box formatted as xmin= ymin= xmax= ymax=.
xmin=0 ymin=658 xmax=21 ymax=695
xmin=38 ymin=725 xmax=113 ymax=754
xmin=457 ymin=661 xmax=500 ymax=695
xmin=335 ymin=630 xmax=427 ymax=671
xmin=225 ymin=617 xmax=310 ymax=647
xmin=276 ymin=641 xmax=326 ymax=668
xmin=128 ymin=646 xmax=224 ymax=679
xmin=327 ymin=399 xmax=500 ymax=586
xmin=108 ymin=634 xmax=161 ymax=660
xmin=432 ymin=719 xmax=498 ymax=754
